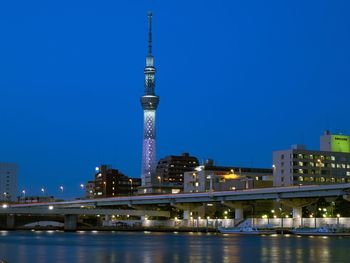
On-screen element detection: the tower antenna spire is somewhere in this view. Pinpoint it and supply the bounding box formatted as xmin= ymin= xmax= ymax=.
xmin=148 ymin=11 xmax=153 ymax=55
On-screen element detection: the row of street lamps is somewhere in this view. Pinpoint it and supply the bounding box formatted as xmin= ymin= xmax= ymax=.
xmin=20 ymin=184 xmax=86 ymax=198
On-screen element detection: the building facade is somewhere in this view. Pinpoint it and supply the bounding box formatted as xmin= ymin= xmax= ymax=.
xmin=156 ymin=153 xmax=199 ymax=186
xmin=93 ymin=165 xmax=141 ymax=198
xmin=0 ymin=163 xmax=17 ymax=202
xmin=141 ymin=12 xmax=160 ymax=187
xmin=184 ymin=160 xmax=272 ymax=193
xmin=85 ymin=180 xmax=95 ymax=199
xmin=273 ymin=132 xmax=350 ymax=187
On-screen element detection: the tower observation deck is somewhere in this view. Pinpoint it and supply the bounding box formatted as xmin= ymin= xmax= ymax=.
xmin=141 ymin=12 xmax=159 ymax=186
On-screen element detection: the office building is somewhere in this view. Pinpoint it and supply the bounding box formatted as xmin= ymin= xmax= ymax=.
xmin=273 ymin=131 xmax=350 ymax=187
xmin=0 ymin=163 xmax=17 ymax=202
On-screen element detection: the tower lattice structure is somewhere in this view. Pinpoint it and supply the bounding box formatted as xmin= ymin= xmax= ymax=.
xmin=141 ymin=12 xmax=159 ymax=186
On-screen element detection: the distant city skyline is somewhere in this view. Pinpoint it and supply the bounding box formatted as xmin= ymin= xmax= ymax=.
xmin=0 ymin=0 xmax=350 ymax=197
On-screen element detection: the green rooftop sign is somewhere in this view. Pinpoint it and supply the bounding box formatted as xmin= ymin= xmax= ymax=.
xmin=331 ymin=135 xmax=350 ymax=153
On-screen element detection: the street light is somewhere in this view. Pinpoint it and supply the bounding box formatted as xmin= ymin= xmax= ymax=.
xmin=129 ymin=179 xmax=133 ymax=196
xmin=80 ymin=184 xmax=84 ymax=189
xmin=59 ymin=185 xmax=64 ymax=193
xmin=41 ymin=188 xmax=45 ymax=196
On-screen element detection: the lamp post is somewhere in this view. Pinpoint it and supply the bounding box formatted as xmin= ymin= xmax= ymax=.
xmin=41 ymin=188 xmax=45 ymax=196
xmin=337 ymin=214 xmax=340 ymax=228
xmin=59 ymin=185 xmax=64 ymax=193
xmin=129 ymin=179 xmax=133 ymax=196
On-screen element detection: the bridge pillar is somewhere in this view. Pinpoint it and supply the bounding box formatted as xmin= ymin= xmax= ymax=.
xmin=221 ymin=201 xmax=244 ymax=220
xmin=183 ymin=210 xmax=191 ymax=220
xmin=235 ymin=206 xmax=243 ymax=220
xmin=343 ymin=195 xmax=350 ymax=202
xmin=281 ymin=199 xmax=317 ymax=227
xmin=64 ymin=214 xmax=77 ymax=232
xmin=6 ymin=215 xmax=15 ymax=230
xmin=292 ymin=207 xmax=302 ymax=219
xmin=173 ymin=203 xmax=203 ymax=220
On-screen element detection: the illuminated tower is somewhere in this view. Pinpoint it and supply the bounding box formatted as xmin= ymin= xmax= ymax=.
xmin=141 ymin=12 xmax=159 ymax=186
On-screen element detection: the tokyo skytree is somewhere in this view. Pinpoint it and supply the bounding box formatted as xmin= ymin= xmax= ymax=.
xmin=140 ymin=12 xmax=159 ymax=186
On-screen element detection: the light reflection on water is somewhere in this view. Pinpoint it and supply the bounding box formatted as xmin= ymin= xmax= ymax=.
xmin=0 ymin=231 xmax=349 ymax=263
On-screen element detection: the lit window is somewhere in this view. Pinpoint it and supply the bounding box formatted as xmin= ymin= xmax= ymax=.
xmin=195 ymin=182 xmax=199 ymax=187
xmin=331 ymin=156 xmax=335 ymax=161
xmin=298 ymin=176 xmax=303 ymax=181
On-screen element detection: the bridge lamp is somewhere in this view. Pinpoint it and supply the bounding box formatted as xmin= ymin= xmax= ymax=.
xmin=48 ymin=205 xmax=54 ymax=210
xmin=2 ymin=204 xmax=8 ymax=209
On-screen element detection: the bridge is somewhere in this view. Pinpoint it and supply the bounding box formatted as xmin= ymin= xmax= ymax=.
xmin=2 ymin=184 xmax=350 ymax=230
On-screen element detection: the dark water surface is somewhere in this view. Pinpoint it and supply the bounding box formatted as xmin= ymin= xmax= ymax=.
xmin=0 ymin=231 xmax=349 ymax=263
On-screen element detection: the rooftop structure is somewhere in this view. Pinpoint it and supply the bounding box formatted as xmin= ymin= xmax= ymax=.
xmin=184 ymin=160 xmax=272 ymax=193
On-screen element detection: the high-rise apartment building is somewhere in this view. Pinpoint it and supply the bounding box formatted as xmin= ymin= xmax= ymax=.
xmin=93 ymin=165 xmax=141 ymax=198
xmin=156 ymin=153 xmax=199 ymax=186
xmin=0 ymin=163 xmax=17 ymax=202
xmin=273 ymin=131 xmax=350 ymax=187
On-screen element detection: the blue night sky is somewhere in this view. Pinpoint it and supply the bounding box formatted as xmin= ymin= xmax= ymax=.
xmin=0 ymin=0 xmax=349 ymax=198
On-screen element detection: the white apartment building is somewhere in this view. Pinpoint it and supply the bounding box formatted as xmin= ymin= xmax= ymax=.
xmin=273 ymin=132 xmax=350 ymax=187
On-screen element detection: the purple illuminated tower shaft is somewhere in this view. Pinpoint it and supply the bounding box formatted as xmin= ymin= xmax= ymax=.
xmin=140 ymin=12 xmax=159 ymax=186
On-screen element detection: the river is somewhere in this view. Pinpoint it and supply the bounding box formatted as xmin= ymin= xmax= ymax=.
xmin=0 ymin=231 xmax=349 ymax=262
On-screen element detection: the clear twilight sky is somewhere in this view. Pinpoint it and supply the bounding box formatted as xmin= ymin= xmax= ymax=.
xmin=0 ymin=0 xmax=349 ymax=198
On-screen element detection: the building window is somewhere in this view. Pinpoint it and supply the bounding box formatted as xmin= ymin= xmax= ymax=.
xmin=281 ymin=154 xmax=284 ymax=160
